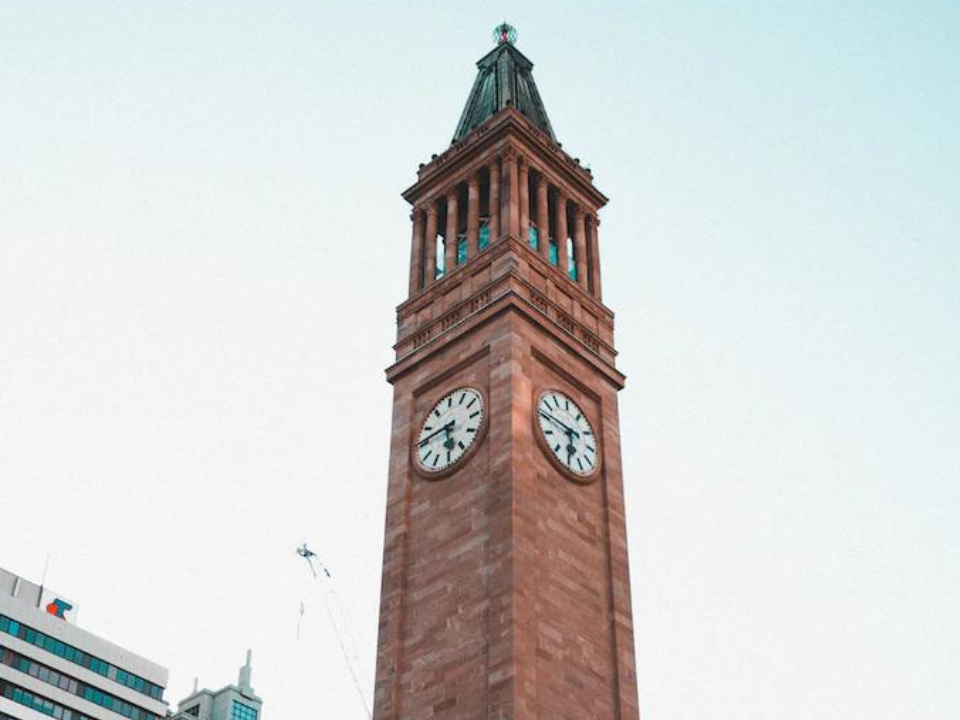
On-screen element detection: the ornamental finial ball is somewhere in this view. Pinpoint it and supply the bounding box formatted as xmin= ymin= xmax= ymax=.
xmin=494 ymin=23 xmax=518 ymax=46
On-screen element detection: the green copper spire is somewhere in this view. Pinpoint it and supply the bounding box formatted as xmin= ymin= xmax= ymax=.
xmin=452 ymin=25 xmax=556 ymax=144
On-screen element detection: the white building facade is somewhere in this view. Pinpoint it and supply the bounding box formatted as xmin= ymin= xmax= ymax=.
xmin=0 ymin=568 xmax=168 ymax=720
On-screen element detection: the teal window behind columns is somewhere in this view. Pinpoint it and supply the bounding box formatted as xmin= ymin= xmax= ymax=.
xmin=528 ymin=225 xmax=539 ymax=250
xmin=567 ymin=238 xmax=577 ymax=280
xmin=457 ymin=236 xmax=468 ymax=265
xmin=548 ymin=239 xmax=558 ymax=265
xmin=478 ymin=221 xmax=490 ymax=251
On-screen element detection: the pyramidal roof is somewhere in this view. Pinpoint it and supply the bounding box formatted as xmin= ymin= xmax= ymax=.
xmin=452 ymin=24 xmax=556 ymax=144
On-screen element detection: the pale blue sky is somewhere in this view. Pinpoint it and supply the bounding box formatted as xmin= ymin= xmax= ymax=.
xmin=1 ymin=2 xmax=958 ymax=719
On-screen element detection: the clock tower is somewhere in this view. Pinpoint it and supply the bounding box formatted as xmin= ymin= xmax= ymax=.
xmin=373 ymin=25 xmax=640 ymax=720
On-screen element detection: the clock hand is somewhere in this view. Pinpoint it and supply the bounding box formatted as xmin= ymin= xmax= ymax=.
xmin=539 ymin=411 xmax=580 ymax=439
xmin=418 ymin=420 xmax=455 ymax=446
xmin=564 ymin=425 xmax=579 ymax=465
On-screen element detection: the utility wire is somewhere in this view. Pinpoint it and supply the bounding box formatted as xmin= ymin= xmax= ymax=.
xmin=297 ymin=545 xmax=372 ymax=720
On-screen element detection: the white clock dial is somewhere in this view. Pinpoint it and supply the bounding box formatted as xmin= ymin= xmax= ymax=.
xmin=415 ymin=387 xmax=485 ymax=473
xmin=536 ymin=390 xmax=599 ymax=477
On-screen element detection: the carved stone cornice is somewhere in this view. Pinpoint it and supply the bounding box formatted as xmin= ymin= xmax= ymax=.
xmin=394 ymin=234 xmax=618 ymax=382
xmin=403 ymin=109 xmax=607 ymax=211
xmin=387 ymin=275 xmax=624 ymax=388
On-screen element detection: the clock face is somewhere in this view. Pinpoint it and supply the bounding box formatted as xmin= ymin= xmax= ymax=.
xmin=415 ymin=387 xmax=485 ymax=474
xmin=536 ymin=390 xmax=599 ymax=477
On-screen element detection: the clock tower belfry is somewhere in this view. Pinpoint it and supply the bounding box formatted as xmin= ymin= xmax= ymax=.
xmin=373 ymin=25 xmax=640 ymax=720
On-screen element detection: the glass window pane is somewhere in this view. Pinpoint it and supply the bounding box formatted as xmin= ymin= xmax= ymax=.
xmin=435 ymin=236 xmax=444 ymax=278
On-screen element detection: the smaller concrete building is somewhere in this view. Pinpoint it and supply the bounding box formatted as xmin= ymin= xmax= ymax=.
xmin=0 ymin=566 xmax=168 ymax=720
xmin=170 ymin=652 xmax=261 ymax=720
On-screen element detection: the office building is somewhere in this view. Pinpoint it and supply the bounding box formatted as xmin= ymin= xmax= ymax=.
xmin=0 ymin=567 xmax=168 ymax=720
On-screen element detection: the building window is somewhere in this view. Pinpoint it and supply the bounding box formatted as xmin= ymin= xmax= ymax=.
xmin=567 ymin=237 xmax=577 ymax=280
xmin=528 ymin=224 xmax=539 ymax=250
xmin=0 ymin=645 xmax=158 ymax=720
xmin=0 ymin=613 xmax=164 ymax=703
xmin=478 ymin=220 xmax=490 ymax=251
xmin=434 ymin=235 xmax=444 ymax=278
xmin=2 ymin=679 xmax=93 ymax=720
xmin=231 ymin=702 xmax=258 ymax=720
xmin=456 ymin=236 xmax=468 ymax=265
xmin=185 ymin=706 xmax=200 ymax=717
xmin=548 ymin=239 xmax=558 ymax=266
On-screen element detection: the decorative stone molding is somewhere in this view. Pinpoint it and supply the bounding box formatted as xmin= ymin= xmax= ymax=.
xmin=394 ymin=235 xmax=617 ymax=370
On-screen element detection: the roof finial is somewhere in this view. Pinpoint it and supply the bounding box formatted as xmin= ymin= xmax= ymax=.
xmin=493 ymin=22 xmax=517 ymax=46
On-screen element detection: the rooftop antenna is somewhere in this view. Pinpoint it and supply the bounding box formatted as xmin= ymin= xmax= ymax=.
xmin=238 ymin=649 xmax=253 ymax=692
xmin=36 ymin=554 xmax=50 ymax=609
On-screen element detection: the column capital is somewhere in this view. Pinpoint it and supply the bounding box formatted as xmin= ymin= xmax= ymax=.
xmin=467 ymin=174 xmax=480 ymax=189
xmin=502 ymin=145 xmax=519 ymax=161
xmin=425 ymin=204 xmax=438 ymax=216
xmin=572 ymin=204 xmax=585 ymax=218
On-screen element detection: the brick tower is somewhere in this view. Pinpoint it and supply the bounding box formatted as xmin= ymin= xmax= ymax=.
xmin=373 ymin=25 xmax=639 ymax=720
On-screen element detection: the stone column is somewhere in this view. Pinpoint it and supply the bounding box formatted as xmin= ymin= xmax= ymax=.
xmin=518 ymin=159 xmax=530 ymax=243
xmin=502 ymin=149 xmax=520 ymax=239
xmin=467 ymin=175 xmax=480 ymax=257
xmin=445 ymin=189 xmax=458 ymax=272
xmin=408 ymin=208 xmax=424 ymax=295
xmin=536 ymin=175 xmax=550 ymax=262
xmin=424 ymin=205 xmax=438 ymax=286
xmin=555 ymin=191 xmax=568 ymax=277
xmin=573 ymin=205 xmax=588 ymax=289
xmin=488 ymin=157 xmax=500 ymax=242
xmin=588 ymin=214 xmax=603 ymax=299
